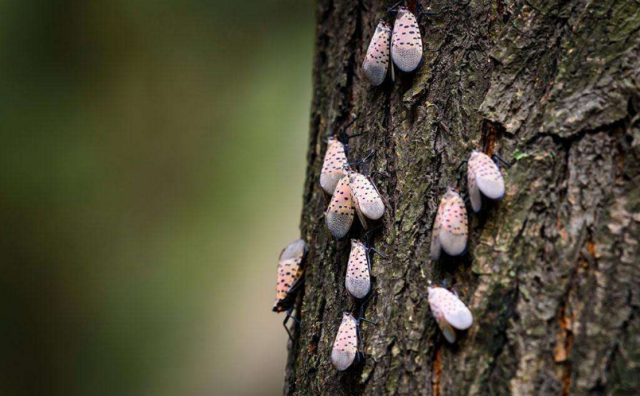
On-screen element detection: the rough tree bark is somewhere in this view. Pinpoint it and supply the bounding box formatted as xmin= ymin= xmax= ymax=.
xmin=285 ymin=0 xmax=640 ymax=394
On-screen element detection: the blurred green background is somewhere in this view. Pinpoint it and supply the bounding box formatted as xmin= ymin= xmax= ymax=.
xmin=0 ymin=1 xmax=313 ymax=395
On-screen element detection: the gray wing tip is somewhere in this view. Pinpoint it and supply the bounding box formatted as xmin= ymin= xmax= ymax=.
xmin=331 ymin=351 xmax=354 ymax=371
xmin=429 ymin=249 xmax=441 ymax=261
xmin=363 ymin=64 xmax=387 ymax=86
xmin=326 ymin=214 xmax=351 ymax=238
xmin=320 ymin=175 xmax=339 ymax=195
xmin=361 ymin=202 xmax=385 ymax=220
xmin=280 ymin=239 xmax=306 ymax=260
xmin=346 ymin=279 xmax=371 ymax=299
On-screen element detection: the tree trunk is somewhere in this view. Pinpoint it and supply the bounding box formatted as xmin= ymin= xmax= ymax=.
xmin=285 ymin=0 xmax=640 ymax=394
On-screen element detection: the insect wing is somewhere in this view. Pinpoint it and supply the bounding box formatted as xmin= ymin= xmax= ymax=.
xmin=280 ymin=239 xmax=306 ymax=261
xmin=438 ymin=316 xmax=457 ymax=343
xmin=363 ymin=20 xmax=392 ymax=86
xmin=326 ymin=175 xmax=355 ymax=238
xmin=273 ymin=239 xmax=306 ymax=311
xmin=473 ymin=151 xmax=505 ymax=200
xmin=331 ymin=313 xmax=359 ymax=371
xmin=467 ymin=152 xmax=483 ymax=213
xmin=428 ymin=287 xmax=454 ymax=342
xmin=391 ymin=7 xmax=423 ymax=72
xmin=428 ymin=287 xmax=473 ymax=331
xmin=345 ymin=240 xmax=371 ymax=299
xmin=428 ymin=286 xmax=473 ymax=343
xmin=438 ymin=189 xmax=468 ymax=257
xmin=350 ymin=172 xmax=385 ymax=221
xmin=320 ymin=137 xmax=348 ymax=195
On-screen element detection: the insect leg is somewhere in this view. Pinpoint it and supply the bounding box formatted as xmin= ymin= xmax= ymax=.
xmin=459 ymin=190 xmax=471 ymax=207
xmin=456 ymin=159 xmax=469 ymax=172
xmin=492 ymin=154 xmax=512 ymax=169
xmin=338 ymin=117 xmax=359 ymax=144
xmin=363 ymin=225 xmax=384 ymax=246
xmin=360 ymin=317 xmax=378 ymax=325
xmin=283 ymin=308 xmax=295 ymax=341
xmin=370 ymin=170 xmax=390 ymax=179
xmin=345 ymin=131 xmax=367 ymax=141
xmin=356 ymin=323 xmax=365 ymax=362
xmin=357 ymin=296 xmax=378 ymax=325
xmin=289 ymin=313 xmax=301 ymax=326
xmin=369 ymin=248 xmax=388 ymax=259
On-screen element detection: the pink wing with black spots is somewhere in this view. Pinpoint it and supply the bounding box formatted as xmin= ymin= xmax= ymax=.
xmin=468 ymin=150 xmax=505 ymax=212
xmin=391 ymin=6 xmax=423 ymax=72
xmin=431 ymin=188 xmax=468 ymax=258
xmin=273 ymin=239 xmax=306 ymax=311
xmin=346 ymin=240 xmax=370 ymax=299
xmin=331 ymin=313 xmax=359 ymax=371
xmin=427 ymin=286 xmax=473 ymax=343
xmin=439 ymin=188 xmax=468 ymax=256
xmin=326 ymin=175 xmax=354 ymax=238
xmin=363 ymin=20 xmax=392 ymax=86
xmin=349 ymin=171 xmax=385 ymax=221
xmin=320 ymin=136 xmax=348 ymax=195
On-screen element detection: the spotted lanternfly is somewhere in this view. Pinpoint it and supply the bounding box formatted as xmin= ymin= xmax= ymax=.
xmin=427 ymin=285 xmax=473 ymax=343
xmin=331 ymin=312 xmax=360 ymax=371
xmin=363 ymin=20 xmax=392 ymax=86
xmin=320 ymin=136 xmax=349 ymax=195
xmin=467 ymin=150 xmax=506 ymax=213
xmin=326 ymin=174 xmax=355 ymax=238
xmin=272 ymin=239 xmax=306 ymax=312
xmin=391 ymin=5 xmax=423 ymax=72
xmin=348 ymin=170 xmax=385 ymax=229
xmin=430 ymin=188 xmax=468 ymax=260
xmin=346 ymin=239 xmax=371 ymax=299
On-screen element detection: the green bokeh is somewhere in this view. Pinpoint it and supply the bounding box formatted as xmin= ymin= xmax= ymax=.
xmin=0 ymin=1 xmax=314 ymax=395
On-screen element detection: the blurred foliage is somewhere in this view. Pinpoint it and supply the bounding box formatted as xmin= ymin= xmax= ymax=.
xmin=0 ymin=1 xmax=313 ymax=395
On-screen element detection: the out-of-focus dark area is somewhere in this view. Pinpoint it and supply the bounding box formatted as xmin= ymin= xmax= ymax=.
xmin=0 ymin=1 xmax=313 ymax=395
